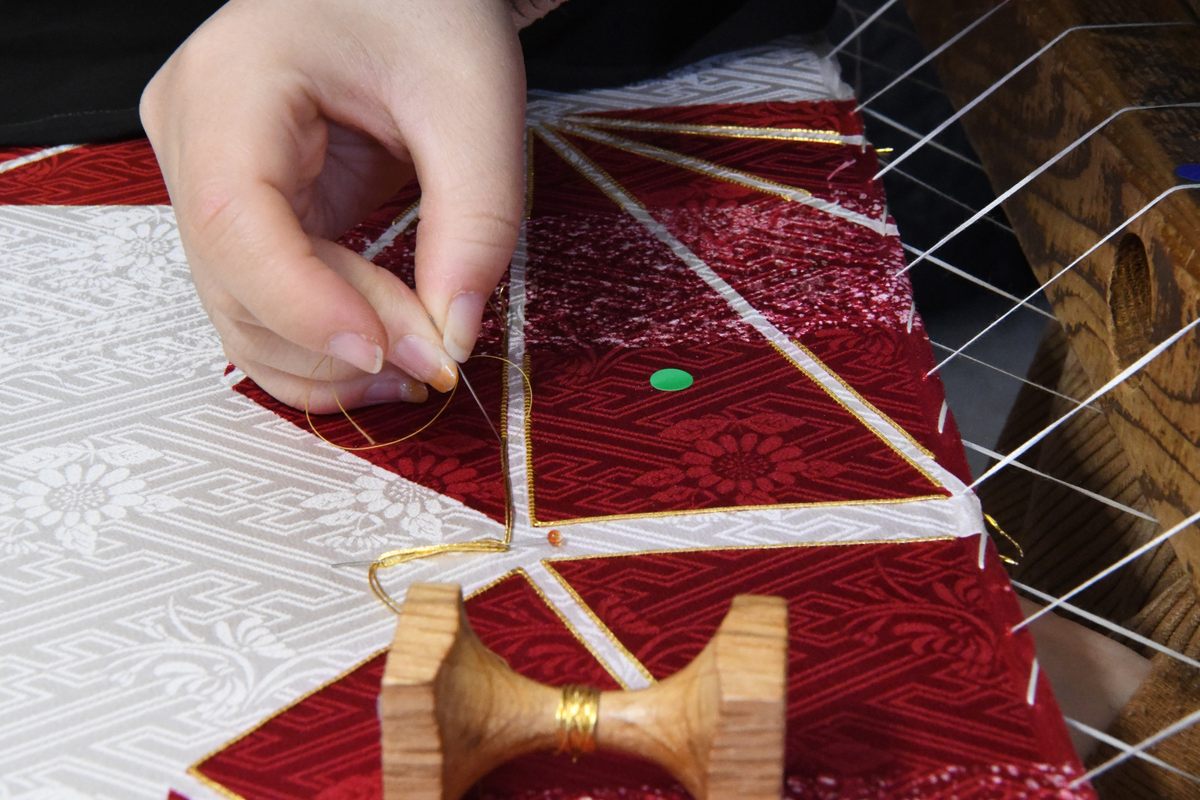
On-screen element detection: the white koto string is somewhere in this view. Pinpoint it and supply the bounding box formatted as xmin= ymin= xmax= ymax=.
xmin=1014 ymin=507 xmax=1200 ymax=634
xmin=839 ymin=50 xmax=946 ymax=98
xmin=970 ymin=313 xmax=1200 ymax=493
xmin=1013 ymin=581 xmax=1199 ymax=671
xmin=1073 ymin=707 xmax=1200 ymax=788
xmin=932 ymin=343 xmax=1095 ymax=411
xmin=836 ymin=6 xmax=1200 ymax=783
xmin=887 ymin=166 xmax=1015 ymax=234
xmin=1065 ymin=718 xmax=1200 ymax=786
xmin=876 ymin=22 xmax=1185 ymax=178
xmin=829 ymin=0 xmax=905 ymax=57
xmin=900 ymin=104 xmax=1200 ymax=279
xmin=962 ymin=440 xmax=1154 ymax=523
xmin=929 ymin=183 xmax=1200 ymax=376
xmin=901 ymin=243 xmax=1051 ymax=318
xmin=855 ymin=0 xmax=1013 ymax=111
xmin=862 ymin=108 xmax=983 ymax=170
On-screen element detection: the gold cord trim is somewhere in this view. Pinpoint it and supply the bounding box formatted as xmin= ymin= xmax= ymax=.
xmin=555 ymin=684 xmax=600 ymax=760
xmin=984 ymin=512 xmax=1024 ymax=566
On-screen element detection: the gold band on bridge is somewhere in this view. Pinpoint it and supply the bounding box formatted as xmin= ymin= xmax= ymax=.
xmin=555 ymin=684 xmax=600 ymax=760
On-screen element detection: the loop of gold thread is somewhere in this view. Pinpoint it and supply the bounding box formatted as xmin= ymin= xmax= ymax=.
xmin=325 ymin=348 xmax=533 ymax=614
xmin=367 ymin=542 xmax=510 ymax=613
xmin=303 ymin=355 xmax=459 ymax=451
xmin=555 ymin=684 xmax=599 ymax=760
xmin=984 ymin=512 xmax=1024 ymax=565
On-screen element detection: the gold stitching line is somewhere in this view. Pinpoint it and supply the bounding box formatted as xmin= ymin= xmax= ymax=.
xmin=522 ymin=127 xmax=948 ymax=525
xmin=540 ymin=561 xmax=656 ymax=685
xmin=531 ymin=493 xmax=953 ymax=528
xmin=766 ymin=339 xmax=944 ymax=491
xmin=554 ymin=122 xmax=820 ymax=204
xmin=565 ymin=116 xmax=851 ymax=143
xmin=788 ymin=337 xmax=939 ymax=462
xmin=543 ymin=535 xmax=958 ymax=562
xmin=516 ymin=567 xmax=632 ymax=689
xmin=186 ymin=571 xmax=525 ymax=797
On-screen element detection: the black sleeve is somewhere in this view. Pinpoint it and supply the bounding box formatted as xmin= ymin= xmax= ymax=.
xmin=1 ymin=0 xmax=835 ymax=146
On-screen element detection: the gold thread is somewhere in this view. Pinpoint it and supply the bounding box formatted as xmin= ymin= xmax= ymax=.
xmin=531 ymin=493 xmax=952 ymax=528
xmin=303 ymin=355 xmax=458 ymax=451
xmin=544 ymin=535 xmax=958 ymax=564
xmin=556 ymin=123 xmax=818 ymax=204
xmin=788 ymin=337 xmax=939 ymax=462
xmin=984 ymin=513 xmax=1024 ymax=566
xmin=555 ymin=684 xmax=600 ymax=759
xmin=565 ymin=116 xmax=850 ymax=144
xmin=541 ymin=561 xmax=656 ymax=684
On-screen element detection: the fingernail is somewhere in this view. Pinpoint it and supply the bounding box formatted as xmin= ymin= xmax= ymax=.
xmin=362 ymin=379 xmax=428 ymax=406
xmin=327 ymin=332 xmax=383 ymax=374
xmin=391 ymin=335 xmax=458 ymax=393
xmin=442 ymin=292 xmax=486 ymax=364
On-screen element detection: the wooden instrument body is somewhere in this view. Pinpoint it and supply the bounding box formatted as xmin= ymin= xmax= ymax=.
xmin=903 ymin=1 xmax=1200 ymax=795
xmin=906 ymin=0 xmax=1200 ymax=583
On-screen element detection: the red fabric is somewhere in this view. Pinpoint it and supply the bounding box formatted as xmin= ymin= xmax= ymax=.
xmin=0 ymin=140 xmax=168 ymax=204
xmin=527 ymin=341 xmax=946 ymax=521
xmin=195 ymin=572 xmax=625 ymax=798
xmin=0 ymin=98 xmax=1087 ymax=798
xmin=575 ymin=99 xmax=866 ymax=137
xmin=193 ymin=540 xmax=1090 ymax=800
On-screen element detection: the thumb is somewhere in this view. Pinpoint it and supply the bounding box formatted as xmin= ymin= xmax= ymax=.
xmin=403 ymin=4 xmax=526 ymax=362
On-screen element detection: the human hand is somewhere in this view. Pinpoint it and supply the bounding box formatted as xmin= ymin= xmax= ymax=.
xmin=141 ymin=0 xmax=525 ymax=412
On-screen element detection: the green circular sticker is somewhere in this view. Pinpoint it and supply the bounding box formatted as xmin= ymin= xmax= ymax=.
xmin=649 ymin=368 xmax=694 ymax=392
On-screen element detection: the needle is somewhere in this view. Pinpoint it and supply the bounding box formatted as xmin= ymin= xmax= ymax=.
xmin=457 ymin=363 xmax=502 ymax=443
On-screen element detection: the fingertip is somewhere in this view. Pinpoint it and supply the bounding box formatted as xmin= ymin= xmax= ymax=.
xmin=327 ymin=331 xmax=384 ymax=374
xmin=442 ymin=291 xmax=487 ymax=363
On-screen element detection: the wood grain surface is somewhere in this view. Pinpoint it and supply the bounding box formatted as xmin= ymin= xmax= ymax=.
xmin=905 ymin=0 xmax=1200 ymax=590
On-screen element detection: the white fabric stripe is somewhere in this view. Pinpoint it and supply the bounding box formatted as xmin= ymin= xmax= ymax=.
xmin=856 ymin=0 xmax=1013 ymax=111
xmin=877 ymin=23 xmax=1186 ymax=178
xmin=558 ymin=122 xmax=898 ymax=236
xmin=563 ymin=115 xmax=866 ymax=146
xmin=361 ymin=203 xmax=420 ymax=261
xmin=0 ymin=143 xmax=79 ymax=175
xmin=963 ymin=439 xmax=1155 ymax=523
xmin=504 ymin=225 xmax=534 ymax=534
xmin=524 ymin=562 xmax=653 ymax=689
xmin=536 ymin=125 xmax=971 ymax=503
xmin=928 ymin=184 xmax=1200 ymax=376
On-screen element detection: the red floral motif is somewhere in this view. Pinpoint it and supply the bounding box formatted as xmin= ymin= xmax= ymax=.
xmin=636 ymin=415 xmax=847 ymax=505
xmin=684 ymin=431 xmax=808 ymax=497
